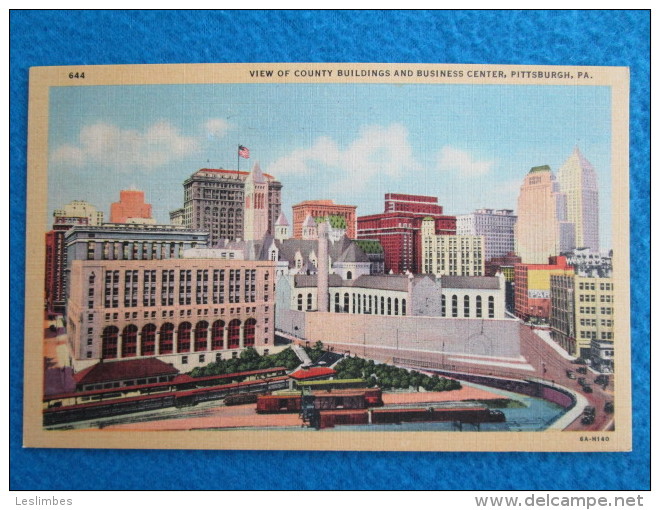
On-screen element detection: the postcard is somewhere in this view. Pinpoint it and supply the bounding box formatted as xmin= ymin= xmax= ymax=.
xmin=23 ymin=63 xmax=630 ymax=451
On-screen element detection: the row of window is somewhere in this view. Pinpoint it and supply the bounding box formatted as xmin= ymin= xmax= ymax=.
xmin=442 ymin=294 xmax=495 ymax=318
xmin=96 ymin=269 xmax=268 ymax=309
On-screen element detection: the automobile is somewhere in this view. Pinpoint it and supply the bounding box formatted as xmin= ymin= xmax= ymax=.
xmin=582 ymin=385 xmax=593 ymax=394
xmin=48 ymin=324 xmax=57 ymax=332
xmin=581 ymin=414 xmax=595 ymax=425
xmin=566 ymin=370 xmax=575 ymax=379
xmin=595 ymin=374 xmax=609 ymax=385
xmin=583 ymin=406 xmax=596 ymax=416
xmin=577 ymin=367 xmax=588 ymax=374
xmin=604 ymin=401 xmax=614 ymax=414
xmin=577 ymin=377 xmax=587 ymax=386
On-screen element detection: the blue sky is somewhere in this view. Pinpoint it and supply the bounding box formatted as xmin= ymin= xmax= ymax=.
xmin=48 ymin=82 xmax=612 ymax=249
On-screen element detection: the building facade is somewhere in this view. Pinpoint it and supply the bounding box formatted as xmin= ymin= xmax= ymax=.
xmin=357 ymin=194 xmax=456 ymax=274
xmin=514 ymin=256 xmax=574 ymax=323
xmin=456 ymin=208 xmax=516 ymax=262
xmin=278 ymin=273 xmax=506 ymax=320
xmin=550 ymin=274 xmax=615 ymax=360
xmin=54 ymin=200 xmax=104 ymax=226
xmin=45 ymin=216 xmax=89 ymax=314
xmin=557 ymin=147 xmax=600 ymax=252
xmin=422 ymin=218 xmax=485 ymax=276
xmin=66 ymin=257 xmax=276 ymax=372
xmin=515 ymin=165 xmax=574 ymax=264
xmin=292 ymin=200 xmax=357 ymax=239
xmin=110 ymin=189 xmax=154 ymax=224
xmin=180 ymin=165 xmax=282 ymax=245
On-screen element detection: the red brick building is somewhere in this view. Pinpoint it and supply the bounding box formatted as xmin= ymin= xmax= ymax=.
xmin=110 ymin=189 xmax=154 ymax=224
xmin=45 ymin=216 xmax=89 ymax=314
xmin=292 ymin=200 xmax=357 ymax=239
xmin=357 ymin=194 xmax=455 ymax=274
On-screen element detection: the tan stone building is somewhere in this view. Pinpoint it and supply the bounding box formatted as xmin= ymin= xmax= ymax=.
xmin=421 ymin=218 xmax=485 ymax=276
xmin=550 ymin=274 xmax=614 ymax=359
xmin=67 ymin=257 xmax=276 ymax=372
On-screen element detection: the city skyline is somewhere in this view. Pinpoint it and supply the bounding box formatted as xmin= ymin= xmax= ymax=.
xmin=47 ymin=83 xmax=613 ymax=249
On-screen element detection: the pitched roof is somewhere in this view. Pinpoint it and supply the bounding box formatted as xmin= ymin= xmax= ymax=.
xmin=275 ymin=212 xmax=289 ymax=226
xmin=74 ymin=358 xmax=179 ymax=385
xmin=302 ymin=214 xmax=316 ymax=227
xmin=289 ymin=366 xmax=337 ymax=380
xmin=336 ymin=242 xmax=370 ymax=263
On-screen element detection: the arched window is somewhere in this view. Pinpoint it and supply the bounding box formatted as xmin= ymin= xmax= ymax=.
xmin=344 ymin=293 xmax=350 ymax=313
xmin=488 ymin=296 xmax=495 ymax=318
xmin=211 ymin=320 xmax=225 ymax=350
xmin=368 ymin=295 xmax=372 ymax=314
xmin=452 ymin=295 xmax=458 ymax=317
xmin=387 ymin=297 xmax=392 ymax=315
xmin=228 ymin=319 xmax=241 ymax=349
xmin=121 ymin=325 xmax=138 ymax=358
xmin=195 ymin=321 xmax=209 ymax=352
xmin=358 ymin=294 xmax=362 ymax=314
xmin=307 ymin=293 xmax=313 ymax=311
xmin=177 ymin=322 xmax=192 ymax=353
xmin=101 ymin=326 xmax=119 ymax=359
xmin=441 ymin=295 xmax=446 ymax=317
xmin=394 ymin=298 xmax=399 ymax=316
xmin=464 ymin=295 xmax=470 ymax=318
xmin=244 ymin=318 xmax=256 ymax=347
xmin=402 ymin=299 xmax=407 ymax=316
xmin=381 ymin=296 xmax=385 ymax=315
xmin=297 ymin=294 xmax=303 ymax=311
xmin=335 ymin=293 xmax=340 ymax=313
xmin=141 ymin=324 xmax=156 ymax=356
xmin=346 ymin=270 xmax=353 ymax=280
xmin=160 ymin=323 xmax=174 ymax=354
xmin=476 ymin=296 xmax=482 ymax=318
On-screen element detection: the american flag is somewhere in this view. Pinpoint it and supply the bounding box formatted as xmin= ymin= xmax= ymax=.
xmin=238 ymin=145 xmax=250 ymax=159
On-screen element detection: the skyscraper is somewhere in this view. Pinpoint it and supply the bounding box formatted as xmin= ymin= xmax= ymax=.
xmin=179 ymin=165 xmax=282 ymax=245
xmin=456 ymin=208 xmax=516 ymax=262
xmin=557 ymin=147 xmax=600 ymax=252
xmin=515 ymin=165 xmax=574 ymax=264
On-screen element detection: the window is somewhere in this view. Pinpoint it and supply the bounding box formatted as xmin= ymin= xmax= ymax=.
xmin=452 ymin=295 xmax=458 ymax=318
xmin=464 ymin=295 xmax=470 ymax=317
xmin=182 ymin=356 xmax=188 ymax=365
xmin=488 ymin=296 xmax=495 ymax=318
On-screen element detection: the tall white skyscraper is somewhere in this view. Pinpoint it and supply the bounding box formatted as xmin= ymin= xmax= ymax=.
xmin=557 ymin=147 xmax=600 ymax=253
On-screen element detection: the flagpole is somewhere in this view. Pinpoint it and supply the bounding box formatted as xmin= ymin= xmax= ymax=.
xmin=237 ymin=144 xmax=240 ymax=174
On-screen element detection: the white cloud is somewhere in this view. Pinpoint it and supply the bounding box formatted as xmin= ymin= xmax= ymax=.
xmin=204 ymin=118 xmax=230 ymax=140
xmin=50 ymin=121 xmax=199 ymax=172
xmin=437 ymin=146 xmax=494 ymax=177
xmin=269 ymin=124 xmax=420 ymax=192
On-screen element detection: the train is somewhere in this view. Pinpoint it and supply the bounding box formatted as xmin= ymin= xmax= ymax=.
xmin=43 ymin=367 xmax=289 ymax=426
xmin=256 ymin=388 xmax=384 ymax=414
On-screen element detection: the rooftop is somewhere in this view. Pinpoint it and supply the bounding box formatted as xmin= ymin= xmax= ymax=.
xmin=74 ymin=358 xmax=179 ymax=385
